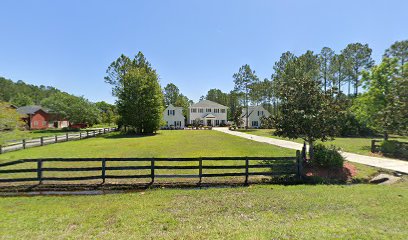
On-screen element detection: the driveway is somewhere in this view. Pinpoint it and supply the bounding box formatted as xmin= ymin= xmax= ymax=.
xmin=214 ymin=127 xmax=408 ymax=174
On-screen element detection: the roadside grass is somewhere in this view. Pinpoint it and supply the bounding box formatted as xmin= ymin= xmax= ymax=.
xmin=237 ymin=129 xmax=407 ymax=157
xmin=0 ymin=184 xmax=407 ymax=239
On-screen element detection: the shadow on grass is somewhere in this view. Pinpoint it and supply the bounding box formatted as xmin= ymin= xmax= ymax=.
xmin=102 ymin=132 xmax=161 ymax=139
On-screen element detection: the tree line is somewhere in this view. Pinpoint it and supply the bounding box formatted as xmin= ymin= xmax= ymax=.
xmin=0 ymin=77 xmax=117 ymax=126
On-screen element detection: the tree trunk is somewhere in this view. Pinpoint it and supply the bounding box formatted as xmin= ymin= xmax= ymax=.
xmin=308 ymin=140 xmax=315 ymax=160
xmin=384 ymin=131 xmax=389 ymax=141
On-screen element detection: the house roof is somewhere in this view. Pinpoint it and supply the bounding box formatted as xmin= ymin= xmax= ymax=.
xmin=240 ymin=105 xmax=268 ymax=117
xmin=17 ymin=105 xmax=50 ymax=115
xmin=189 ymin=100 xmax=228 ymax=108
xmin=166 ymin=104 xmax=183 ymax=110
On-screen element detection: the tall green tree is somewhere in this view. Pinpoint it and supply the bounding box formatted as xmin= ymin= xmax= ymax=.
xmin=341 ymin=43 xmax=374 ymax=96
xmin=384 ymin=40 xmax=408 ymax=75
xmin=273 ymin=51 xmax=343 ymax=159
xmin=233 ymin=64 xmax=259 ymax=128
xmin=205 ymin=89 xmax=229 ymax=106
xmin=105 ymin=52 xmax=164 ymax=134
xmin=319 ymin=47 xmax=335 ymax=92
xmin=329 ymin=54 xmax=347 ymax=94
xmin=352 ymin=58 xmax=407 ymax=139
xmin=163 ymin=83 xmax=180 ymax=106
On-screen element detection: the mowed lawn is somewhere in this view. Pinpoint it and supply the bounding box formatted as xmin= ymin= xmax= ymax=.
xmin=1 ymin=184 xmax=407 ymax=239
xmin=237 ymin=129 xmax=408 ymax=157
xmin=0 ymin=130 xmax=297 ymax=184
xmin=0 ymin=130 xmax=407 ymax=239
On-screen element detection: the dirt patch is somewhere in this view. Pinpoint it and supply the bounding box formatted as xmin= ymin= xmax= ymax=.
xmin=304 ymin=162 xmax=357 ymax=182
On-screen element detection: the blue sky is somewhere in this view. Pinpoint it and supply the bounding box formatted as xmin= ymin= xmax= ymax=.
xmin=0 ymin=0 xmax=407 ymax=103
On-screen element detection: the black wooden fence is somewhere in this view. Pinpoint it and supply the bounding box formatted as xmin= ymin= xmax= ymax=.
xmin=0 ymin=151 xmax=303 ymax=185
xmin=0 ymin=127 xmax=117 ymax=154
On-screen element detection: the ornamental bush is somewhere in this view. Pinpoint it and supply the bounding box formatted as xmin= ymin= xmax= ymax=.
xmin=312 ymin=144 xmax=344 ymax=169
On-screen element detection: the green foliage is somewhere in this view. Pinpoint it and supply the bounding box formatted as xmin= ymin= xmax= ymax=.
xmin=163 ymin=83 xmax=192 ymax=119
xmin=233 ymin=64 xmax=259 ymax=127
xmin=233 ymin=106 xmax=244 ymax=127
xmin=95 ymin=101 xmax=117 ymax=126
xmin=352 ymin=58 xmax=407 ymax=139
xmin=273 ymin=51 xmax=344 ymax=157
xmin=380 ymin=140 xmax=408 ymax=159
xmin=10 ymin=93 xmax=34 ymax=107
xmin=105 ymin=52 xmax=164 ymax=134
xmin=0 ymin=77 xmax=61 ymax=104
xmin=41 ymin=92 xmax=100 ymax=125
xmin=259 ymin=115 xmax=274 ymax=129
xmin=319 ymin=47 xmax=335 ymax=92
xmin=384 ymin=40 xmax=408 ymax=72
xmin=312 ymin=144 xmax=344 ymax=169
xmin=341 ymin=43 xmax=374 ymax=95
xmin=0 ymin=101 xmax=24 ymax=132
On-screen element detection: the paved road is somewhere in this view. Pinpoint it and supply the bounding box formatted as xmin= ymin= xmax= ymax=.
xmin=214 ymin=128 xmax=408 ymax=174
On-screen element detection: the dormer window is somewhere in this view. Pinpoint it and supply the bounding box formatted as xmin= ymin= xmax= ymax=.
xmin=206 ymin=108 xmax=211 ymax=113
xmin=168 ymin=110 xmax=175 ymax=115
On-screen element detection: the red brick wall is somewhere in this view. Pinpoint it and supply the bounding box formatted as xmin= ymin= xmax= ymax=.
xmin=30 ymin=110 xmax=50 ymax=129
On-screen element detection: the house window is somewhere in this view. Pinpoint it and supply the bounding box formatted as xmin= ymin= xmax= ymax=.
xmin=198 ymin=108 xmax=203 ymax=113
xmin=43 ymin=121 xmax=47 ymax=126
xmin=221 ymin=109 xmax=226 ymax=113
xmin=252 ymin=121 xmax=259 ymax=127
xmin=168 ymin=110 xmax=175 ymax=115
xmin=215 ymin=120 xmax=220 ymax=125
xmin=33 ymin=121 xmax=38 ymax=126
xmin=206 ymin=108 xmax=211 ymax=112
xmin=191 ymin=108 xmax=197 ymax=113
xmin=221 ymin=120 xmax=226 ymax=124
xmin=214 ymin=109 xmax=220 ymax=113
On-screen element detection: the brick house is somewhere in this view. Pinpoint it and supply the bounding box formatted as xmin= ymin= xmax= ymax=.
xmin=16 ymin=105 xmax=69 ymax=130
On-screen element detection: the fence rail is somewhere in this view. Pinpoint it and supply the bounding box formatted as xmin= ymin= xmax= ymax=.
xmin=0 ymin=152 xmax=303 ymax=185
xmin=0 ymin=127 xmax=118 ymax=154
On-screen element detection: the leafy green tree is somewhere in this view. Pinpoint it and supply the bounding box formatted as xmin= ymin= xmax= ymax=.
xmin=273 ymin=51 xmax=343 ymax=159
xmin=205 ymin=89 xmax=229 ymax=106
xmin=233 ymin=106 xmax=244 ymax=127
xmin=352 ymin=58 xmax=407 ymax=140
xmin=384 ymin=40 xmax=408 ymax=75
xmin=11 ymin=93 xmax=34 ymax=107
xmin=95 ymin=101 xmax=117 ymax=126
xmin=105 ymin=52 xmax=164 ymax=134
xmin=233 ymin=64 xmax=259 ymax=128
xmin=163 ymin=83 xmax=180 ymax=106
xmin=41 ymin=93 xmax=100 ymax=126
xmin=174 ymin=93 xmax=192 ymax=120
xmin=341 ymin=43 xmax=374 ymax=96
xmin=319 ymin=47 xmax=335 ymax=92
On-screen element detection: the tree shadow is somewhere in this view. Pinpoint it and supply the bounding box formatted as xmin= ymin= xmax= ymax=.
xmin=103 ymin=132 xmax=161 ymax=139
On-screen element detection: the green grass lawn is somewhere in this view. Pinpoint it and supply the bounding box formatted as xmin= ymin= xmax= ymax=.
xmin=237 ymin=129 xmax=407 ymax=157
xmin=0 ymin=130 xmax=297 ymax=184
xmin=1 ymin=184 xmax=407 ymax=239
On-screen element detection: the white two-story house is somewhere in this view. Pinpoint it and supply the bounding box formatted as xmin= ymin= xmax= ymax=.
xmin=163 ymin=104 xmax=185 ymax=129
xmin=241 ymin=105 xmax=271 ymax=128
xmin=188 ymin=100 xmax=228 ymax=126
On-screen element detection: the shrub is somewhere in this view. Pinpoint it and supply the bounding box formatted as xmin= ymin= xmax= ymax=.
xmin=380 ymin=140 xmax=408 ymax=159
xmin=311 ymin=144 xmax=344 ymax=169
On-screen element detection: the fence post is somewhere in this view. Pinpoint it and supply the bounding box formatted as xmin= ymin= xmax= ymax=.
xmin=150 ymin=158 xmax=155 ymax=184
xmin=86 ymin=131 xmax=89 ymax=138
xmin=55 ymin=135 xmax=58 ymax=143
xmin=37 ymin=159 xmax=43 ymax=184
xmin=40 ymin=137 xmax=44 ymax=146
xmin=22 ymin=139 xmax=26 ymax=149
xmin=245 ymin=157 xmax=249 ymax=185
xmin=0 ymin=145 xmax=2 ymax=154
xmin=93 ymin=130 xmax=96 ymax=137
xmin=198 ymin=157 xmax=203 ymax=185
xmin=79 ymin=132 xmax=82 ymax=139
xmin=66 ymin=133 xmax=69 ymax=141
xmin=101 ymin=158 xmax=106 ymax=184
xmin=103 ymin=128 xmax=106 ymax=134
xmin=371 ymin=140 xmax=376 ymax=153
xmin=296 ymin=150 xmax=303 ymax=180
